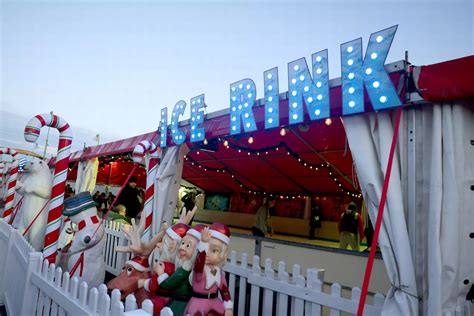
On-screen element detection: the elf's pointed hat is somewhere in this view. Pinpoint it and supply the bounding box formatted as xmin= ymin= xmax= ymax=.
xmin=125 ymin=256 xmax=150 ymax=272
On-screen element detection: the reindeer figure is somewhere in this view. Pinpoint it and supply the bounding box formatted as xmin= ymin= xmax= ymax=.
xmin=107 ymin=206 xmax=196 ymax=307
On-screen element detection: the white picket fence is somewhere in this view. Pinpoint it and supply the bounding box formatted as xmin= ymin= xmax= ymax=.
xmin=1 ymin=218 xmax=386 ymax=316
xmin=0 ymin=219 xmax=152 ymax=316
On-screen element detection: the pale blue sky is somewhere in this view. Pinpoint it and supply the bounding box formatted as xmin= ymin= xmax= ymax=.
xmin=1 ymin=0 xmax=473 ymax=154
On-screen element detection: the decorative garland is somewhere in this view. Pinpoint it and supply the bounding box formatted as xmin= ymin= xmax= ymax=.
xmin=186 ymin=140 xmax=361 ymax=199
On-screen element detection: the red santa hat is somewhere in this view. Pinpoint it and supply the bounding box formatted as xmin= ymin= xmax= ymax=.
xmin=209 ymin=222 xmax=230 ymax=245
xmin=125 ymin=256 xmax=150 ymax=272
xmin=161 ymin=261 xmax=175 ymax=276
xmin=166 ymin=223 xmax=189 ymax=241
xmin=187 ymin=224 xmax=207 ymax=240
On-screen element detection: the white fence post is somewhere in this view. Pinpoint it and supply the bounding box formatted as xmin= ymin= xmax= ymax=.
xmin=19 ymin=252 xmax=43 ymax=315
xmin=276 ymin=260 xmax=289 ymax=316
xmin=237 ymin=253 xmax=248 ymax=316
xmin=249 ymin=255 xmax=262 ymax=316
xmin=0 ymin=220 xmax=13 ymax=304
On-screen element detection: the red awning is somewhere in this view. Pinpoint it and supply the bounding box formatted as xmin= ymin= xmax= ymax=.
xmin=414 ymin=55 xmax=474 ymax=102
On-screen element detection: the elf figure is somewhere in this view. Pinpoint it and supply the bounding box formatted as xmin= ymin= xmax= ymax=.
xmin=185 ymin=223 xmax=233 ymax=316
xmin=146 ymin=260 xmax=175 ymax=313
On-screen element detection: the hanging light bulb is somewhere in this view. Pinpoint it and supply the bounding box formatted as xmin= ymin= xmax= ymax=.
xmin=325 ymin=118 xmax=332 ymax=126
xmin=280 ymin=127 xmax=287 ymax=136
xmin=223 ymin=140 xmax=229 ymax=147
xmin=203 ymin=139 xmax=208 ymax=145
xmin=248 ymin=136 xmax=254 ymax=144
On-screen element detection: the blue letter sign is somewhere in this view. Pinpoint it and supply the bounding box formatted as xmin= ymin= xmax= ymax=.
xmin=264 ymin=68 xmax=279 ymax=129
xmin=159 ymin=107 xmax=167 ymax=148
xmin=190 ymin=94 xmax=206 ymax=142
xmin=229 ymin=79 xmax=257 ymax=135
xmin=287 ymin=49 xmax=330 ymax=125
xmin=340 ymin=25 xmax=401 ymax=115
xmin=171 ymin=100 xmax=186 ymax=145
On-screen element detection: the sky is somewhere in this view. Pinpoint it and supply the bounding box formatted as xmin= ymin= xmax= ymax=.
xmin=1 ymin=0 xmax=473 ymax=156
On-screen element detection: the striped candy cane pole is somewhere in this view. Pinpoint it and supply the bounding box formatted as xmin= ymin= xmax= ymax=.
xmin=24 ymin=114 xmax=73 ymax=263
xmin=0 ymin=148 xmax=19 ymax=223
xmin=132 ymin=140 xmax=160 ymax=241
xmin=0 ymin=162 xmax=4 ymax=187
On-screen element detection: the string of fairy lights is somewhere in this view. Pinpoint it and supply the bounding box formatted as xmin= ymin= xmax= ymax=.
xmin=185 ymin=136 xmax=362 ymax=199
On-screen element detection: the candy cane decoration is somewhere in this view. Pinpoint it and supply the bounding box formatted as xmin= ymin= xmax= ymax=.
xmin=0 ymin=148 xmax=19 ymax=223
xmin=0 ymin=162 xmax=4 ymax=188
xmin=132 ymin=140 xmax=160 ymax=241
xmin=24 ymin=114 xmax=73 ymax=263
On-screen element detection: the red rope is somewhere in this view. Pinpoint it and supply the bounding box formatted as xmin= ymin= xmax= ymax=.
xmin=67 ymin=164 xmax=138 ymax=275
xmin=69 ymin=252 xmax=84 ymax=277
xmin=22 ymin=198 xmax=51 ymax=236
xmin=9 ymin=196 xmax=24 ymax=224
xmin=357 ymin=108 xmax=403 ymax=316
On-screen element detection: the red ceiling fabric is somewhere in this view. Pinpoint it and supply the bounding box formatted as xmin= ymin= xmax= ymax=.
xmin=416 ymin=55 xmax=474 ymax=102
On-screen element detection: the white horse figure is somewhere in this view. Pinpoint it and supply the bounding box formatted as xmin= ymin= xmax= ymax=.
xmin=58 ymin=191 xmax=105 ymax=288
xmin=15 ymin=158 xmax=52 ymax=251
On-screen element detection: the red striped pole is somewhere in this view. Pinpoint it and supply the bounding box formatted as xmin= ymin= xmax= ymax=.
xmin=24 ymin=114 xmax=73 ymax=263
xmin=132 ymin=140 xmax=160 ymax=241
xmin=0 ymin=148 xmax=19 ymax=223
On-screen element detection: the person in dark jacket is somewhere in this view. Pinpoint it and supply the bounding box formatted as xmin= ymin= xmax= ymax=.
xmin=116 ymin=176 xmax=141 ymax=219
xmin=309 ymin=203 xmax=322 ymax=239
xmin=338 ymin=202 xmax=364 ymax=251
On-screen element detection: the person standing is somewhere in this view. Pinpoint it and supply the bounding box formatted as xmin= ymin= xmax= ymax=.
xmin=116 ymin=176 xmax=141 ymax=219
xmin=252 ymin=197 xmax=276 ymax=237
xmin=338 ymin=202 xmax=364 ymax=251
xmin=309 ymin=203 xmax=322 ymax=240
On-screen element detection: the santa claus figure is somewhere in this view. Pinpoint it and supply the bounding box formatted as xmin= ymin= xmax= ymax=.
xmin=185 ymin=223 xmax=233 ymax=316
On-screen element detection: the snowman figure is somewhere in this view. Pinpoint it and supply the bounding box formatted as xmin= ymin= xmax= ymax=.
xmin=58 ymin=191 xmax=106 ymax=288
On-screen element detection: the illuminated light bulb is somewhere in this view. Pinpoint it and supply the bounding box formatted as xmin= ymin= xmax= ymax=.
xmin=246 ymin=84 xmax=251 ymax=90
xmin=376 ymin=35 xmax=383 ymax=43
xmin=316 ymin=82 xmax=322 ymax=88
xmin=316 ymin=68 xmax=322 ymax=74
xmin=292 ymin=102 xmax=297 ymax=108
xmin=203 ymin=139 xmax=208 ymax=145
xmin=231 ymin=86 xmax=236 ymax=91
xmin=349 ymin=101 xmax=355 ymax=108
xmin=232 ymin=126 xmax=236 ymax=131
xmin=239 ymin=84 xmax=243 ymax=89
xmin=267 ymin=73 xmax=272 ymax=79
xmin=268 ymin=96 xmax=273 ymax=102
xmin=315 ymin=109 xmax=321 ymax=116
xmin=348 ymin=73 xmax=355 ymax=80
xmin=248 ymin=93 xmax=252 ymax=98
xmin=247 ymin=152 xmax=250 ymax=155
xmin=371 ymin=52 xmax=377 ymax=59
xmin=232 ymin=96 xmax=236 ymax=101
xmin=292 ymin=114 xmax=298 ymax=120
xmin=316 ymin=56 xmax=322 ymax=62
xmin=325 ymin=118 xmax=332 ymax=126
xmin=366 ymin=68 xmax=373 ymax=75
xmin=380 ymin=96 xmax=387 ymax=103
xmin=347 ymin=46 xmax=353 ymax=53
xmin=308 ymin=97 xmax=313 ymax=103
xmin=304 ymin=86 xmax=309 ymax=92
xmin=223 ymin=140 xmax=229 ymax=147
xmin=299 ymin=75 xmax=305 ymax=81
xmin=317 ymin=94 xmax=323 ymax=101
xmin=244 ymin=113 xmax=249 ymax=118
xmin=246 ymin=123 xmax=251 ymax=128
xmin=292 ymin=78 xmax=297 ymax=84
xmin=196 ymin=151 xmax=200 ymax=155
xmin=294 ymin=65 xmax=299 ymax=71
xmin=348 ymin=87 xmax=355 ymax=94
xmin=373 ymin=81 xmax=380 ymax=88
xmin=348 ymin=59 xmax=354 ymax=66
xmin=292 ymin=91 xmax=297 ymax=96
xmin=248 ymin=136 xmax=254 ymax=144
xmin=268 ymin=85 xmax=273 ymax=91
xmin=238 ymin=149 xmax=241 ymax=153
xmin=268 ymin=118 xmax=273 ymax=124
xmin=280 ymin=128 xmax=287 ymax=136
xmin=244 ymin=102 xmax=248 ymax=107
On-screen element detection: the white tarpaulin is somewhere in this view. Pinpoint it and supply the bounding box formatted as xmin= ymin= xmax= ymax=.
xmin=74 ymin=158 xmax=99 ymax=193
xmin=152 ymin=145 xmax=189 ymax=235
xmin=414 ymin=101 xmax=474 ymax=315
xmin=344 ymin=111 xmax=419 ymax=315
